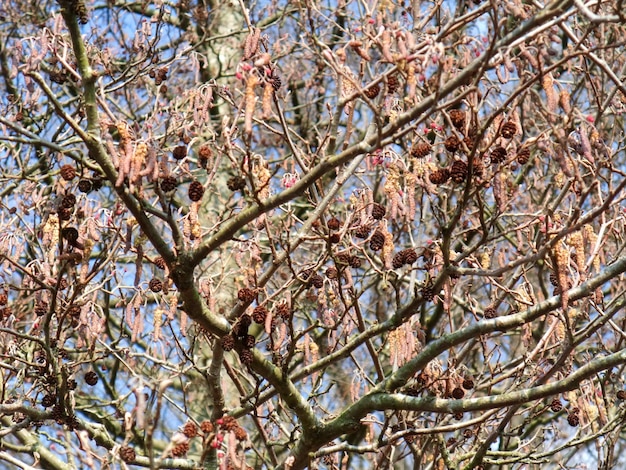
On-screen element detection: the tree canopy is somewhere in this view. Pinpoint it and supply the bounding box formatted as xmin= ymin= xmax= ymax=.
xmin=1 ymin=0 xmax=626 ymax=469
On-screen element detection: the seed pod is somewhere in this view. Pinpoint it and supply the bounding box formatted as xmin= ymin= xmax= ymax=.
xmin=411 ymin=142 xmax=432 ymax=159
xmin=449 ymin=109 xmax=466 ymax=130
xmin=188 ymin=180 xmax=205 ymax=202
xmin=444 ymin=135 xmax=462 ymax=153
xmin=60 ymin=164 xmax=77 ymax=181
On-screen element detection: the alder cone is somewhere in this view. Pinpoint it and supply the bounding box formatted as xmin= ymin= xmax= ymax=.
xmin=450 ymin=160 xmax=468 ymax=183
xmin=60 ymin=164 xmax=77 ymax=181
xmin=567 ymin=413 xmax=580 ymax=427
xmin=188 ymin=180 xmax=205 ymax=201
xmin=242 ymin=334 xmax=256 ymax=349
xmin=490 ymin=146 xmax=507 ymax=164
xmin=119 ymin=446 xmax=136 ymax=463
xmin=327 ymin=216 xmax=341 ymax=230
xmin=401 ymin=248 xmax=418 ymax=265
xmin=239 ymin=349 xmax=253 ymax=365
xmin=421 ymin=284 xmax=434 ymax=301
xmin=309 ymin=274 xmax=324 ymax=288
xmin=233 ymin=425 xmax=248 ymax=441
xmin=550 ymin=399 xmax=563 ymax=412
xmin=500 ymin=120 xmax=517 ymax=138
xmin=387 ymin=74 xmax=400 ymax=94
xmin=392 ymin=252 xmax=405 ymax=269
xmin=62 ymin=227 xmax=79 ymax=244
xmin=411 ymin=142 xmax=432 ymax=158
xmin=200 ymin=420 xmax=214 ymax=434
xmin=252 ymin=306 xmax=268 ymax=324
xmin=516 ymin=146 xmax=530 ymax=165
xmin=154 ymin=257 xmax=166 ymax=270
xmin=354 ymin=224 xmax=371 ymax=239
xmin=444 ymin=135 xmax=462 ymax=153
xmin=462 ymin=378 xmax=475 ymax=390
xmin=77 ymin=179 xmax=92 ymax=193
xmin=85 ymin=371 xmax=98 ymax=386
xmin=237 ymin=287 xmax=256 ymax=303
xmin=148 ymin=278 xmax=163 ymax=293
xmin=483 ymin=307 xmax=497 ymax=319
xmin=171 ymin=441 xmax=189 ymax=457
xmin=220 ymin=334 xmax=235 ymax=351
xmin=160 ymin=176 xmax=178 ymax=192
xmin=364 ymin=83 xmax=380 ymax=99
xmin=371 ymin=202 xmax=386 ymax=220
xmin=227 ymin=175 xmax=246 ymax=191
xmin=429 ymin=167 xmax=450 ymax=185
xmin=451 ymin=387 xmax=465 ymax=399
xmin=370 ymin=229 xmax=385 ymax=251
xmin=349 ymin=255 xmax=362 ymax=268
xmin=449 ymin=109 xmax=466 ymax=130
xmin=172 ymin=145 xmax=187 ymax=160
xmin=182 ymin=422 xmax=198 ymax=438
xmin=616 ymin=390 xmax=626 ymax=400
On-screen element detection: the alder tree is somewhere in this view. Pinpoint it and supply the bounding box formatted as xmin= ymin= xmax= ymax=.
xmin=1 ymin=0 xmax=626 ymax=468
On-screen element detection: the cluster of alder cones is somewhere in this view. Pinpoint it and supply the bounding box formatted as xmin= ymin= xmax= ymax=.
xmin=411 ymin=110 xmax=532 ymax=186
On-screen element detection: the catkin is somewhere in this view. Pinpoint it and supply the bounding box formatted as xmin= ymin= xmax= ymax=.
xmin=542 ymin=73 xmax=557 ymax=115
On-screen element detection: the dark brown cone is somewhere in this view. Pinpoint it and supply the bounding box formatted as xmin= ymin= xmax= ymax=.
xmin=449 ymin=109 xmax=466 ymax=130
xmin=220 ymin=335 xmax=235 ymax=351
xmin=462 ymin=378 xmax=475 ymax=390
xmin=182 ymin=422 xmax=198 ymax=438
xmin=188 ymin=180 xmax=205 ymax=202
xmin=500 ymin=120 xmax=517 ymax=138
xmin=387 ymin=74 xmax=400 ymax=94
xmin=411 ymin=142 xmax=432 ymax=159
xmin=171 ymin=441 xmax=190 ymax=457
xmin=349 ymin=256 xmax=362 ymax=269
xmin=401 ymin=248 xmax=418 ymax=265
xmin=483 ymin=307 xmax=497 ymax=319
xmin=429 ymin=168 xmax=450 ymax=185
xmin=371 ymin=203 xmax=386 ymax=220
xmin=444 ymin=135 xmax=462 ymax=153
xmin=326 ymin=266 xmax=338 ymax=279
xmin=309 ymin=274 xmax=324 ymax=288
xmin=450 ymin=160 xmax=468 ymax=183
xmin=227 ymin=176 xmax=246 ymax=191
xmin=62 ymin=227 xmax=79 ymax=244
xmin=148 ymin=278 xmax=163 ymax=293
xmin=354 ymin=224 xmax=371 ymax=239
xmin=567 ymin=413 xmax=580 ymax=427
xmin=516 ymin=146 xmax=530 ymax=165
xmin=327 ymin=217 xmax=341 ymax=230
xmin=392 ymin=253 xmax=405 ymax=269
xmin=61 ymin=194 xmax=76 ymax=209
xmin=172 ymin=145 xmax=187 ymax=160
xmin=550 ymin=399 xmax=563 ymax=412
xmin=421 ymin=283 xmax=435 ymax=301
xmin=252 ymin=306 xmax=268 ymax=324
xmin=364 ymin=83 xmax=380 ymax=99
xmin=78 ymin=179 xmax=92 ymax=193
xmin=451 ymin=387 xmax=465 ymax=399
xmin=85 ymin=371 xmax=98 ymax=386
xmin=160 ymin=176 xmax=177 ymax=192
xmin=60 ymin=164 xmax=77 ymax=181
xmin=120 ymin=446 xmax=136 ymax=463
xmin=237 ymin=288 xmax=257 ymax=303
xmin=490 ymin=146 xmax=507 ymax=164
xmin=370 ymin=230 xmax=385 ymax=251
xmin=274 ymin=302 xmax=292 ymax=320
xmin=239 ymin=349 xmax=253 ymax=365
xmin=154 ymin=257 xmax=166 ymax=269
xmin=242 ymin=334 xmax=256 ymax=349
xmin=617 ymin=390 xmax=626 ymax=400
